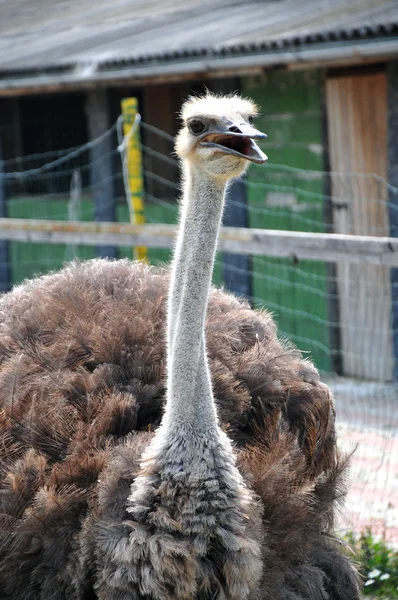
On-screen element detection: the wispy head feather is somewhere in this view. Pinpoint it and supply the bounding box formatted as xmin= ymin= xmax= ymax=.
xmin=180 ymin=92 xmax=259 ymax=124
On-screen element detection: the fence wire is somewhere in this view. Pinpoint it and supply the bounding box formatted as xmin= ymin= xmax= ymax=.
xmin=0 ymin=116 xmax=397 ymax=547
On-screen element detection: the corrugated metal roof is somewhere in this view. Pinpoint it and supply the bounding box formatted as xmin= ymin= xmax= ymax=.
xmin=0 ymin=0 xmax=397 ymax=74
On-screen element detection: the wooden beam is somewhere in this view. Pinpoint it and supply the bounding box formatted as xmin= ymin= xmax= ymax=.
xmin=85 ymin=89 xmax=116 ymax=259
xmin=1 ymin=219 xmax=398 ymax=265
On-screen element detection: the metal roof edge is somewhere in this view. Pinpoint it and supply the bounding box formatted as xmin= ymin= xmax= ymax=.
xmin=1 ymin=37 xmax=398 ymax=96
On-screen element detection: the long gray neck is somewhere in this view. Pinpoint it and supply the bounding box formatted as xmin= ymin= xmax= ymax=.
xmin=162 ymin=164 xmax=228 ymax=435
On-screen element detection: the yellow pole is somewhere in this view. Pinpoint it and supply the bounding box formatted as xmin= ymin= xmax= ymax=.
xmin=121 ymin=97 xmax=147 ymax=261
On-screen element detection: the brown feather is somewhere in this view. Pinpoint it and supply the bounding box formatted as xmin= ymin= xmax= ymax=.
xmin=0 ymin=259 xmax=360 ymax=598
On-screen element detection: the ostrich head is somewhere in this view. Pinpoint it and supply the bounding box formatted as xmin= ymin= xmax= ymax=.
xmin=175 ymin=93 xmax=268 ymax=179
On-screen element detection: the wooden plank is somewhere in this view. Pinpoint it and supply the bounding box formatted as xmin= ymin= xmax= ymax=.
xmin=326 ymin=72 xmax=392 ymax=381
xmin=1 ymin=218 xmax=398 ymax=265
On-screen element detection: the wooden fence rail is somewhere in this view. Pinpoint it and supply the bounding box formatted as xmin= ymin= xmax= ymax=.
xmin=1 ymin=218 xmax=398 ymax=266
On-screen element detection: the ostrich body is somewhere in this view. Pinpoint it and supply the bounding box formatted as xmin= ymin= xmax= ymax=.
xmin=0 ymin=95 xmax=360 ymax=599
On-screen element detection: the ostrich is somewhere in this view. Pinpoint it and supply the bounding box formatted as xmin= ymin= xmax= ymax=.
xmin=0 ymin=94 xmax=360 ymax=599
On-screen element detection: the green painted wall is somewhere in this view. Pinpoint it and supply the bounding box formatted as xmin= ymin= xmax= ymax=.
xmin=9 ymin=196 xmax=96 ymax=284
xmin=242 ymin=70 xmax=331 ymax=372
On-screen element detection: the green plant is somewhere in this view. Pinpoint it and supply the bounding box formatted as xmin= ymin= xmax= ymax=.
xmin=344 ymin=531 xmax=398 ymax=598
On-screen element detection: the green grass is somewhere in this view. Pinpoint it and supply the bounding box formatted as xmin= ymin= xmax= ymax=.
xmin=345 ymin=531 xmax=398 ymax=599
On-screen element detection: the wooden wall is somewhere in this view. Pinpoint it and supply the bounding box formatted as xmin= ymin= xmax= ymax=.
xmin=326 ymin=71 xmax=393 ymax=381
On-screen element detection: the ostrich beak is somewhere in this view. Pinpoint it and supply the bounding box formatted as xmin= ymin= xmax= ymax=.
xmin=199 ymin=123 xmax=268 ymax=164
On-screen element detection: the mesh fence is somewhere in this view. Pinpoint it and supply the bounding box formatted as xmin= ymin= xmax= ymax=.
xmin=0 ymin=116 xmax=397 ymax=546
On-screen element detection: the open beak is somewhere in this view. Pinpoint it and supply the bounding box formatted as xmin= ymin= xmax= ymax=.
xmin=198 ymin=123 xmax=268 ymax=164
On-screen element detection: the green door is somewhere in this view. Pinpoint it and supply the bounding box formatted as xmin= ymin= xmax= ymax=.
xmin=242 ymin=71 xmax=331 ymax=372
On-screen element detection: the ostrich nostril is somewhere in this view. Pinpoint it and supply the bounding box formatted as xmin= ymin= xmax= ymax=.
xmin=229 ymin=125 xmax=242 ymax=134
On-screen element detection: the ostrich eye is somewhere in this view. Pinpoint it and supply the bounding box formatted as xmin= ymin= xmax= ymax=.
xmin=188 ymin=119 xmax=207 ymax=135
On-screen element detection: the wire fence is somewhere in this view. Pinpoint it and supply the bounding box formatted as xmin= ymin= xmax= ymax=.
xmin=0 ymin=115 xmax=397 ymax=547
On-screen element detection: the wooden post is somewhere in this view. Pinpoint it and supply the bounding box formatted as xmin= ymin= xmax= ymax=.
xmin=388 ymin=60 xmax=398 ymax=380
xmin=0 ymin=136 xmax=10 ymax=291
xmin=322 ymin=80 xmax=342 ymax=375
xmin=121 ymin=97 xmax=147 ymax=261
xmin=212 ymin=78 xmax=252 ymax=298
xmin=85 ymin=89 xmax=116 ymax=258
xmin=66 ymin=169 xmax=82 ymax=261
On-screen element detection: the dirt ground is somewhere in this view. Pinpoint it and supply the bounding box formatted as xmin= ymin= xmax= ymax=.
xmin=325 ymin=376 xmax=398 ymax=548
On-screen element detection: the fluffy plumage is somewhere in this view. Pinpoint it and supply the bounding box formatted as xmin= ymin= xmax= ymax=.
xmin=0 ymin=259 xmax=360 ymax=598
xmin=0 ymin=93 xmax=360 ymax=599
